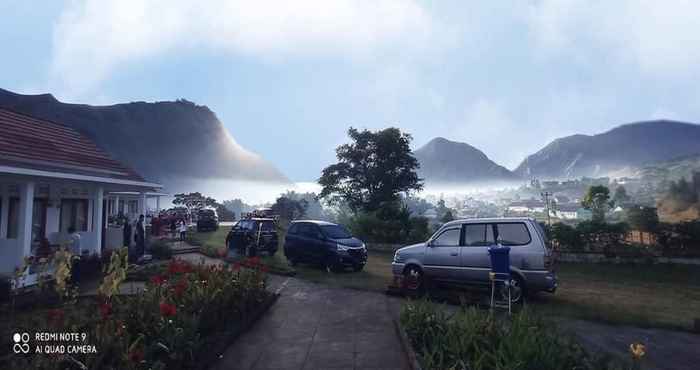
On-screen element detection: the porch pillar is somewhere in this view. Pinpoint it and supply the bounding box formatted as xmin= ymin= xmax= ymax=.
xmin=114 ymin=195 xmax=120 ymax=215
xmin=156 ymin=196 xmax=160 ymax=213
xmin=94 ymin=186 xmax=104 ymax=256
xmin=19 ymin=181 xmax=35 ymax=257
xmin=139 ymin=192 xmax=147 ymax=216
xmin=0 ymin=191 xmax=8 ymax=238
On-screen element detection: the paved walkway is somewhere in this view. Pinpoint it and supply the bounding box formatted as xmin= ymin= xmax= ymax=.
xmin=212 ymin=276 xmax=409 ymax=370
xmin=558 ymin=319 xmax=700 ymax=370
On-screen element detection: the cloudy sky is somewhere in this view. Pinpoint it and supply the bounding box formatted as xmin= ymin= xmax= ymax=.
xmin=2 ymin=0 xmax=700 ymax=182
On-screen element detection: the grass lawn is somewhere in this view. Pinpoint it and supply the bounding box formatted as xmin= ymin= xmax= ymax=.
xmin=185 ymin=229 xmax=700 ymax=330
xmin=186 ymin=226 xmax=229 ymax=249
xmin=537 ymin=262 xmax=700 ymax=330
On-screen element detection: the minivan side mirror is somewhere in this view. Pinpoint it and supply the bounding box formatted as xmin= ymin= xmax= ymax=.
xmin=426 ymin=240 xmax=434 ymax=247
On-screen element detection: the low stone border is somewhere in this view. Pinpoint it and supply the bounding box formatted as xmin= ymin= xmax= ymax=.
xmin=393 ymin=318 xmax=422 ymax=370
xmin=202 ymin=293 xmax=279 ymax=370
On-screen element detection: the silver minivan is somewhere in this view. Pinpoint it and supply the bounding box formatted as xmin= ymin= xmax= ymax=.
xmin=391 ymin=217 xmax=557 ymax=302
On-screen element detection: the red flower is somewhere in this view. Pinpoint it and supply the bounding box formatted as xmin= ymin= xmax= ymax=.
xmin=159 ymin=302 xmax=177 ymax=317
xmin=150 ymin=274 xmax=166 ymax=286
xmin=232 ymin=262 xmax=241 ymax=271
xmin=128 ymin=348 xmax=144 ymax=363
xmin=173 ymin=279 xmax=188 ymax=297
xmin=167 ymin=260 xmax=193 ymax=275
xmin=250 ymin=256 xmax=261 ymax=265
xmin=99 ymin=301 xmax=112 ymax=319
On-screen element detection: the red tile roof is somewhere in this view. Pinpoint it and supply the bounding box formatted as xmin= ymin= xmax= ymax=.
xmin=0 ymin=108 xmax=148 ymax=183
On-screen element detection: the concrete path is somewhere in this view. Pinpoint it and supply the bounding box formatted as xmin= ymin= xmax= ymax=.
xmin=212 ymin=276 xmax=409 ymax=370
xmin=558 ymin=319 xmax=700 ymax=370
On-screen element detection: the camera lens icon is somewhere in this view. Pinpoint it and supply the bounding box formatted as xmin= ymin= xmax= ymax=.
xmin=13 ymin=332 xmax=30 ymax=354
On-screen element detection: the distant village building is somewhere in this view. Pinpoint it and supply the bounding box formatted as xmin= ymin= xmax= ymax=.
xmin=507 ymin=200 xmax=546 ymax=214
xmin=554 ymin=203 xmax=580 ymax=220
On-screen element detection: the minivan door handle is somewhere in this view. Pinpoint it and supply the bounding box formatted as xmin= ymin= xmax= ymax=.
xmin=450 ymin=252 xmax=458 ymax=256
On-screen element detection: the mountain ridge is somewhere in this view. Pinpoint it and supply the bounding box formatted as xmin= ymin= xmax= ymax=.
xmin=413 ymin=137 xmax=519 ymax=185
xmin=514 ymin=120 xmax=700 ymax=180
xmin=0 ymin=88 xmax=289 ymax=191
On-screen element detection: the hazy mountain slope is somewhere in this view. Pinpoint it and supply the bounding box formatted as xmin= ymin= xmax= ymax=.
xmin=414 ymin=137 xmax=518 ymax=185
xmin=515 ymin=120 xmax=700 ymax=179
xmin=0 ymin=89 xmax=289 ymax=188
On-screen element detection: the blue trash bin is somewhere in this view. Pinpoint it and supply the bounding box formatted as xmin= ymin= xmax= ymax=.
xmin=488 ymin=246 xmax=511 ymax=276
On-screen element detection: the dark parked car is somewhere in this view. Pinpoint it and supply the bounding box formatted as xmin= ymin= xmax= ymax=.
xmin=196 ymin=209 xmax=219 ymax=232
xmin=226 ymin=218 xmax=278 ymax=256
xmin=284 ymin=220 xmax=367 ymax=272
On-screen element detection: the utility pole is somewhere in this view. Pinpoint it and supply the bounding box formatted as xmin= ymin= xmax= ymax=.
xmin=541 ymin=191 xmax=552 ymax=226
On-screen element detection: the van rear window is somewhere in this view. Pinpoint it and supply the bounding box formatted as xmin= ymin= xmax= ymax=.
xmin=496 ymin=223 xmax=531 ymax=246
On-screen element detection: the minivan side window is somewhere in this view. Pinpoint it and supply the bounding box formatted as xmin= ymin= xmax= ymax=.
xmin=432 ymin=228 xmax=460 ymax=246
xmin=495 ymin=223 xmax=531 ymax=246
xmin=463 ymin=224 xmax=495 ymax=246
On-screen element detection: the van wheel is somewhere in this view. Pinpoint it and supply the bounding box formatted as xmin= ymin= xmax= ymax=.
xmin=403 ymin=266 xmax=425 ymax=297
xmin=499 ymin=274 xmax=526 ymax=304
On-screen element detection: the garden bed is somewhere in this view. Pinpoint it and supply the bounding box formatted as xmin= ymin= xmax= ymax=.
xmin=399 ymin=300 xmax=636 ymax=370
xmin=1 ymin=256 xmax=274 ymax=370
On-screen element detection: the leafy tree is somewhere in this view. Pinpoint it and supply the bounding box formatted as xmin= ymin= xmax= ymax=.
xmin=271 ymin=196 xmax=308 ymax=223
xmin=279 ymin=191 xmax=329 ymax=220
xmin=222 ymin=198 xmax=252 ymax=219
xmin=666 ymin=172 xmax=700 ymax=209
xmin=613 ymin=186 xmax=631 ymax=207
xmin=403 ymin=195 xmax=432 ymax=216
xmin=173 ymin=192 xmax=217 ymax=215
xmin=215 ymin=204 xmax=235 ymax=222
xmin=581 ymin=185 xmax=613 ymax=222
xmin=318 ymin=127 xmax=423 ymax=212
xmin=626 ymin=206 xmax=659 ymax=244
xmin=441 ymin=210 xmax=455 ymax=223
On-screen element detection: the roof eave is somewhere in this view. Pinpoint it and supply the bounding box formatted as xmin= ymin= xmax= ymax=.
xmin=0 ymin=165 xmax=163 ymax=189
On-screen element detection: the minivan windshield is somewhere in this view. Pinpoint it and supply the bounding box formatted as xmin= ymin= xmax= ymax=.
xmin=320 ymin=225 xmax=352 ymax=239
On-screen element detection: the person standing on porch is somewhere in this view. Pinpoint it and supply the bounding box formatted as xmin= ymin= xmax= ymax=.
xmin=122 ymin=216 xmax=132 ymax=248
xmin=135 ymin=214 xmax=146 ymax=258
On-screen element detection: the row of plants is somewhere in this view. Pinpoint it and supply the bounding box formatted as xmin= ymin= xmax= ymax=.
xmin=4 ymin=247 xmax=273 ymax=370
xmin=546 ymin=220 xmax=700 ymax=257
xmin=400 ymin=300 xmax=642 ymax=370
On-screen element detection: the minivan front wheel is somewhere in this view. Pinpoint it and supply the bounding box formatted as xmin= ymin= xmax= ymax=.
xmin=403 ymin=265 xmax=425 ymax=297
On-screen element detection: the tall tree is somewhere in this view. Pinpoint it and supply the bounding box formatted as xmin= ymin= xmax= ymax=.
xmin=172 ymin=192 xmax=217 ymax=215
xmin=613 ymin=186 xmax=631 ymax=207
xmin=271 ymin=196 xmax=308 ymax=222
xmin=318 ymin=127 xmax=423 ymax=212
xmin=581 ymin=185 xmax=613 ymax=222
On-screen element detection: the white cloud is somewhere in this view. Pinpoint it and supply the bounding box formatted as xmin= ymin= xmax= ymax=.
xmin=50 ymin=0 xmax=437 ymax=98
xmin=525 ymin=0 xmax=700 ymax=75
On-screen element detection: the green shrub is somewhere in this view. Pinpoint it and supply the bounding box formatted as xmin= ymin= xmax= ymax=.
xmin=149 ymin=240 xmax=173 ymax=260
xmin=346 ymin=202 xmax=430 ymax=244
xmin=400 ymin=300 xmax=629 ymax=370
